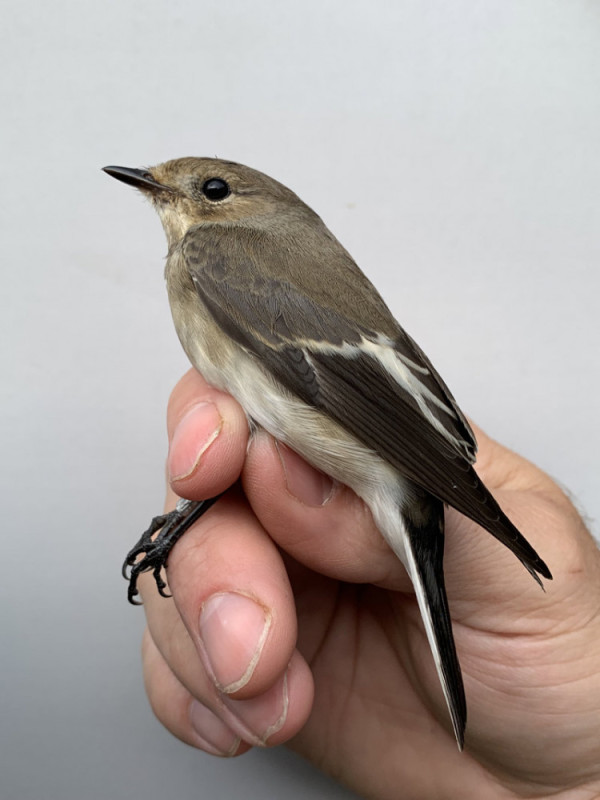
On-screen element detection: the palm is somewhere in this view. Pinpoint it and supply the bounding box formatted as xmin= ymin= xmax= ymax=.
xmin=286 ymin=480 xmax=600 ymax=799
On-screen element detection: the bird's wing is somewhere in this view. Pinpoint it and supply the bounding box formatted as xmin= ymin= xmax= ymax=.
xmin=182 ymin=226 xmax=551 ymax=581
xmin=183 ymin=225 xmax=476 ymax=456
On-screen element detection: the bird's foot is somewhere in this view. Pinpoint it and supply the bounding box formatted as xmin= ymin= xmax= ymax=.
xmin=122 ymin=495 xmax=223 ymax=604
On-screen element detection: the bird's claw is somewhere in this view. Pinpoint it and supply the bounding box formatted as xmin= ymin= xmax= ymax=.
xmin=122 ymin=510 xmax=182 ymax=604
xmin=122 ymin=495 xmax=224 ymax=604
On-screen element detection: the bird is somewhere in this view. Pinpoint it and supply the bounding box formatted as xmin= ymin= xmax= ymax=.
xmin=103 ymin=157 xmax=552 ymax=749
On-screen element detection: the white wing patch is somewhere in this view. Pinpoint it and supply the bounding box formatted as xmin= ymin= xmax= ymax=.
xmin=299 ymin=334 xmax=467 ymax=454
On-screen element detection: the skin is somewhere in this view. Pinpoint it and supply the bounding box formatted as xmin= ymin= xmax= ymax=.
xmin=138 ymin=369 xmax=600 ymax=800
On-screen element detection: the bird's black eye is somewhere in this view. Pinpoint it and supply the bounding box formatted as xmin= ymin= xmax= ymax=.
xmin=202 ymin=178 xmax=230 ymax=201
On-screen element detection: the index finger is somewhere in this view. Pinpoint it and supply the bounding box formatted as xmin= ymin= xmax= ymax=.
xmin=167 ymin=369 xmax=249 ymax=499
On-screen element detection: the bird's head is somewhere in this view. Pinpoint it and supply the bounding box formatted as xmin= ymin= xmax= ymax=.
xmin=103 ymin=157 xmax=313 ymax=248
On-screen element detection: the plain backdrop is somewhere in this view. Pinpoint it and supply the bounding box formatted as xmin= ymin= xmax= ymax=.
xmin=2 ymin=2 xmax=599 ymax=798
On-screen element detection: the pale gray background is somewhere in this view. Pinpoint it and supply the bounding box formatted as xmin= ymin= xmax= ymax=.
xmin=2 ymin=1 xmax=599 ymax=798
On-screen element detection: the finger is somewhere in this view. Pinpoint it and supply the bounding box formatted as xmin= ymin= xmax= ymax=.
xmin=241 ymin=426 xmax=567 ymax=609
xmin=142 ymin=627 xmax=248 ymax=757
xmin=166 ymin=369 xmax=249 ymax=499
xmin=241 ymin=428 xmax=545 ymax=620
xmin=165 ymin=370 xmax=412 ymax=587
xmin=242 ymin=431 xmax=413 ymax=591
xmin=138 ymin=489 xmax=314 ymax=746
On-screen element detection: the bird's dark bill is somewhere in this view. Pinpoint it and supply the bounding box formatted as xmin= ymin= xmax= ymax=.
xmin=102 ymin=166 xmax=168 ymax=193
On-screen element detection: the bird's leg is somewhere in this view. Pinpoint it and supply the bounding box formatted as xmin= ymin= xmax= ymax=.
xmin=122 ymin=495 xmax=224 ymax=604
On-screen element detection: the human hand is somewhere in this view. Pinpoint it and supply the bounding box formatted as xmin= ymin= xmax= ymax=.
xmin=139 ymin=369 xmax=600 ymax=800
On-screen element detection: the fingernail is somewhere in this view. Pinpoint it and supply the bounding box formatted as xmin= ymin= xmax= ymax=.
xmin=189 ymin=700 xmax=241 ymax=756
xmin=168 ymin=402 xmax=222 ymax=481
xmin=199 ymin=593 xmax=271 ymax=694
xmin=275 ymin=442 xmax=335 ymax=506
xmin=220 ymin=668 xmax=289 ymax=746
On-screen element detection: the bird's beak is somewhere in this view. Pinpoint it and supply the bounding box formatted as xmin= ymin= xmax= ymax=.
xmin=102 ymin=166 xmax=171 ymax=193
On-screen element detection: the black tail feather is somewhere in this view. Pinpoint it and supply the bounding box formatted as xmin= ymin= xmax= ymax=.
xmin=404 ymin=496 xmax=467 ymax=749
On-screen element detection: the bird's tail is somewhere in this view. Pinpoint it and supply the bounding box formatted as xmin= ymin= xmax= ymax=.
xmin=392 ymin=496 xmax=467 ymax=749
